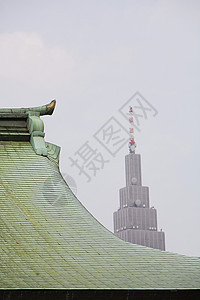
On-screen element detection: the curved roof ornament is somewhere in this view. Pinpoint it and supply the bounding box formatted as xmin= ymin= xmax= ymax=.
xmin=0 ymin=100 xmax=57 ymax=156
xmin=0 ymin=100 xmax=56 ymax=116
xmin=45 ymin=100 xmax=56 ymax=115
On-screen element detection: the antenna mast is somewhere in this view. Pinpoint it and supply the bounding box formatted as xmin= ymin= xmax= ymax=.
xmin=128 ymin=106 xmax=136 ymax=153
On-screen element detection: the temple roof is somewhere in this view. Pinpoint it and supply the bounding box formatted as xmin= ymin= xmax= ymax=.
xmin=0 ymin=100 xmax=56 ymax=117
xmin=0 ymin=102 xmax=200 ymax=289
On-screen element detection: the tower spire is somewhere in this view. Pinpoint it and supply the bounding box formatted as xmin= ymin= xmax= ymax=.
xmin=128 ymin=106 xmax=136 ymax=153
xmin=113 ymin=113 xmax=166 ymax=250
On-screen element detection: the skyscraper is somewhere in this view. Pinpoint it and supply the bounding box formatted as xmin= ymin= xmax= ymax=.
xmin=113 ymin=107 xmax=165 ymax=250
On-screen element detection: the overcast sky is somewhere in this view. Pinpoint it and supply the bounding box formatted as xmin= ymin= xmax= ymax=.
xmin=0 ymin=0 xmax=200 ymax=256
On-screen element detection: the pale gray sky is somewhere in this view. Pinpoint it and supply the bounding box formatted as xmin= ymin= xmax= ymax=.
xmin=0 ymin=0 xmax=200 ymax=256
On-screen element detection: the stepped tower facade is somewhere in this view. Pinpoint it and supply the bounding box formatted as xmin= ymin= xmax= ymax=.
xmin=113 ymin=107 xmax=165 ymax=250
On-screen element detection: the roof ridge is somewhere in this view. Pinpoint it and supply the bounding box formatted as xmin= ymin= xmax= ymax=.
xmin=0 ymin=100 xmax=56 ymax=117
xmin=0 ymin=100 xmax=57 ymax=156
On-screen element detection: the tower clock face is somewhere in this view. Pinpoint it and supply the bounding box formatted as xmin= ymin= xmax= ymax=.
xmin=131 ymin=177 xmax=137 ymax=184
xmin=135 ymin=199 xmax=141 ymax=207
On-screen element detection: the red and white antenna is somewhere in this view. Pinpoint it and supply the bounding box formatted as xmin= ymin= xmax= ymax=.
xmin=128 ymin=106 xmax=136 ymax=153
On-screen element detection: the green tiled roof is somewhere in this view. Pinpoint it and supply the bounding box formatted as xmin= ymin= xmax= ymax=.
xmin=0 ymin=103 xmax=200 ymax=289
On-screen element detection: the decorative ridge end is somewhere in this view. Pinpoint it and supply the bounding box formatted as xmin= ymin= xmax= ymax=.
xmin=0 ymin=100 xmax=57 ymax=156
xmin=44 ymin=100 xmax=56 ymax=116
xmin=0 ymin=99 xmax=57 ymax=117
xmin=29 ymin=99 xmax=56 ymax=116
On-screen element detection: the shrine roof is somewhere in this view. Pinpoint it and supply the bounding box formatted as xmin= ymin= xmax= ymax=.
xmin=0 ymin=102 xmax=200 ymax=289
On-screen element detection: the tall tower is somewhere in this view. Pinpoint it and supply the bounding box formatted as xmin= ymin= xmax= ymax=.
xmin=113 ymin=107 xmax=165 ymax=250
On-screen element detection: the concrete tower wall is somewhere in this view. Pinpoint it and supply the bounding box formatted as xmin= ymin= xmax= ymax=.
xmin=119 ymin=185 xmax=149 ymax=208
xmin=114 ymin=207 xmax=158 ymax=231
xmin=114 ymin=152 xmax=165 ymax=251
xmin=116 ymin=230 xmax=165 ymax=250
xmin=125 ymin=154 xmax=142 ymax=186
